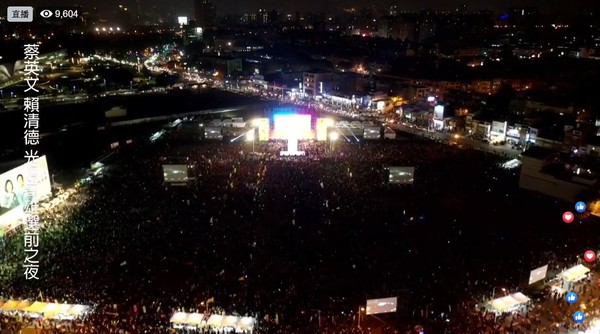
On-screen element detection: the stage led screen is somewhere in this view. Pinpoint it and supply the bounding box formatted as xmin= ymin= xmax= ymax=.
xmin=528 ymin=264 xmax=548 ymax=285
xmin=0 ymin=156 xmax=52 ymax=230
xmin=254 ymin=118 xmax=270 ymax=141
xmin=388 ymin=167 xmax=414 ymax=184
xmin=273 ymin=114 xmax=312 ymax=139
xmin=366 ymin=297 xmax=397 ymax=315
xmin=316 ymin=118 xmax=334 ymax=141
xmin=363 ymin=126 xmax=381 ymax=140
xmin=204 ymin=127 xmax=223 ymax=140
xmin=162 ymin=165 xmax=189 ymax=183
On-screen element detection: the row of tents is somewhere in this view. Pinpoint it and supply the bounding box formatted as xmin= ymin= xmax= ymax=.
xmin=487 ymin=264 xmax=591 ymax=314
xmin=0 ymin=300 xmax=92 ymax=320
xmin=170 ymin=313 xmax=256 ymax=332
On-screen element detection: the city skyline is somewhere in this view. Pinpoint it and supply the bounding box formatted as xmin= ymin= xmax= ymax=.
xmin=2 ymin=0 xmax=599 ymax=18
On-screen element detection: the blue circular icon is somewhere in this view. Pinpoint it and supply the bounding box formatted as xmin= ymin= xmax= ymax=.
xmin=573 ymin=311 xmax=585 ymax=323
xmin=566 ymin=292 xmax=578 ymax=304
xmin=575 ymin=201 xmax=586 ymax=213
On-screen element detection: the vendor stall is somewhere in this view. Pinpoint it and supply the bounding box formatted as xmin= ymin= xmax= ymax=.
xmin=170 ymin=312 xmax=256 ymax=332
xmin=487 ymin=293 xmax=531 ymax=314
xmin=557 ymin=264 xmax=590 ymax=290
xmin=0 ymin=300 xmax=90 ymax=319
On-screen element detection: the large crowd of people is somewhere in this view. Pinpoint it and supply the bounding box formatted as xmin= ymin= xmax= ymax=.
xmin=0 ymin=132 xmax=599 ymax=334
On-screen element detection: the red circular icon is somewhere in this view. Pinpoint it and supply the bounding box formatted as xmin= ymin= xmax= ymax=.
xmin=563 ymin=211 xmax=574 ymax=223
xmin=584 ymin=250 xmax=596 ymax=263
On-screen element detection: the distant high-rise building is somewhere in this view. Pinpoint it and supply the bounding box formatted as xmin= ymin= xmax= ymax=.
xmin=136 ymin=0 xmax=142 ymax=21
xmin=195 ymin=0 xmax=216 ymax=28
xmin=506 ymin=7 xmax=538 ymax=27
xmin=389 ymin=3 xmax=398 ymax=16
xmin=257 ymin=9 xmax=268 ymax=24
xmin=115 ymin=4 xmax=132 ymax=27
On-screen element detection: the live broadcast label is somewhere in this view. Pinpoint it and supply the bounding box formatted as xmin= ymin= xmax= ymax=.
xmin=7 ymin=6 xmax=34 ymax=22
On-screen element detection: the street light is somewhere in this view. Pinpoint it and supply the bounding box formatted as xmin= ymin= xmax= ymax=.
xmin=246 ymin=130 xmax=255 ymax=153
xmin=358 ymin=307 xmax=365 ymax=328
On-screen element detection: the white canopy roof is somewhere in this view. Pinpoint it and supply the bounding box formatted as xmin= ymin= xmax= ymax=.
xmin=488 ymin=293 xmax=530 ymax=313
xmin=558 ymin=264 xmax=590 ymax=282
xmin=0 ymin=300 xmax=90 ymax=319
xmin=170 ymin=313 xmax=256 ymax=331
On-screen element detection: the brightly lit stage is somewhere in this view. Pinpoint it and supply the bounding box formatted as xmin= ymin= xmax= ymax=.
xmin=237 ymin=107 xmax=341 ymax=157
xmin=247 ymin=108 xmax=336 ymax=157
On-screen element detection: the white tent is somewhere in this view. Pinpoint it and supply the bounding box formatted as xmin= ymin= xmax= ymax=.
xmin=0 ymin=300 xmax=90 ymax=319
xmin=223 ymin=315 xmax=239 ymax=327
xmin=207 ymin=314 xmax=223 ymax=326
xmin=0 ymin=300 xmax=21 ymax=311
xmin=170 ymin=312 xmax=188 ymax=324
xmin=43 ymin=303 xmax=75 ymax=319
xmin=558 ymin=264 xmax=590 ymax=283
xmin=170 ymin=313 xmax=255 ymax=332
xmin=488 ymin=293 xmax=530 ymax=313
xmin=186 ymin=313 xmax=203 ymax=326
xmin=23 ymin=302 xmax=48 ymax=315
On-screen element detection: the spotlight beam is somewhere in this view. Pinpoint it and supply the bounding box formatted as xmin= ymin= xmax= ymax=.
xmin=339 ymin=132 xmax=351 ymax=141
xmin=230 ymin=132 xmax=247 ymax=142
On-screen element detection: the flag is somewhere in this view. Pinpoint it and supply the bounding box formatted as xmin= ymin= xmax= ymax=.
xmin=207 ymin=297 xmax=215 ymax=304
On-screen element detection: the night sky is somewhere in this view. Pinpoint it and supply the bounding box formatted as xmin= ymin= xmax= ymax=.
xmin=1 ymin=0 xmax=598 ymax=17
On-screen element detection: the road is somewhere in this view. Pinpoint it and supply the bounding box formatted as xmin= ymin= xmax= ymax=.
xmin=391 ymin=123 xmax=522 ymax=157
xmin=0 ymin=88 xmax=163 ymax=112
xmin=222 ymin=84 xmax=522 ymax=157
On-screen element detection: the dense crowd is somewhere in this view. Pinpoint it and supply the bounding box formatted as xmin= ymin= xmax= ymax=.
xmin=0 ymin=135 xmax=599 ymax=334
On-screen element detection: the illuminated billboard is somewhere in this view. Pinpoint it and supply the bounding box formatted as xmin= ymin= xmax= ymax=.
xmin=162 ymin=165 xmax=189 ymax=183
xmin=366 ymin=297 xmax=397 ymax=315
xmin=272 ymin=114 xmax=312 ymax=139
xmin=316 ymin=118 xmax=334 ymax=141
xmin=491 ymin=121 xmax=508 ymax=136
xmin=363 ymin=126 xmax=381 ymax=140
xmin=204 ymin=127 xmax=223 ymax=140
xmin=387 ymin=167 xmax=414 ymax=184
xmin=434 ymin=105 xmax=444 ymax=120
xmin=253 ymin=118 xmax=270 ymax=141
xmin=528 ymin=264 xmax=548 ymax=285
xmin=178 ymin=16 xmax=188 ymax=25
xmin=0 ymin=156 xmax=52 ymax=231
